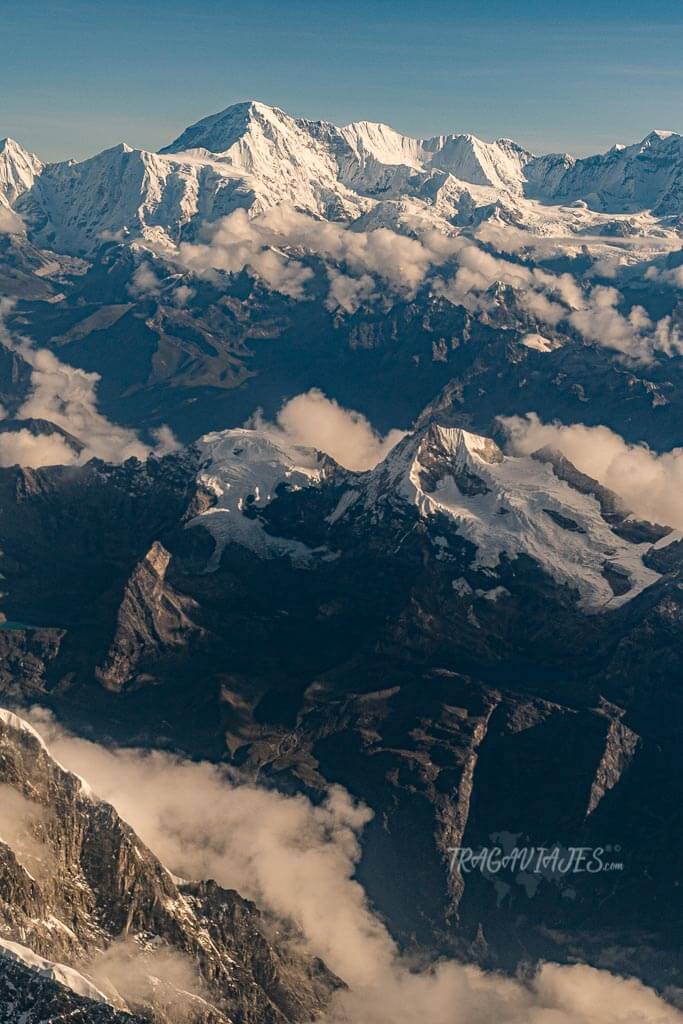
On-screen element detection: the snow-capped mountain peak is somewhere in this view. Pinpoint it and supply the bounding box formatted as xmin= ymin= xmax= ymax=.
xmin=643 ymin=129 xmax=675 ymax=142
xmin=4 ymin=102 xmax=683 ymax=256
xmin=161 ymin=99 xmax=293 ymax=156
xmin=190 ymin=427 xmax=331 ymax=567
xmin=163 ymin=101 xmax=533 ymax=193
xmin=186 ymin=423 xmax=667 ymax=613
xmin=0 ymin=137 xmax=43 ymax=207
xmin=533 ymin=128 xmax=683 ymax=213
xmin=357 ymin=424 xmax=664 ymax=610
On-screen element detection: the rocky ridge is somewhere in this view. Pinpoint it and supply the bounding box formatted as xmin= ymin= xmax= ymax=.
xmin=0 ymin=709 xmax=338 ymax=1023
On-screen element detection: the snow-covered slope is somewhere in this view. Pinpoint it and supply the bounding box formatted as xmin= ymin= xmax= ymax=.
xmin=0 ymin=938 xmax=110 ymax=1005
xmin=5 ymin=101 xmax=683 ymax=255
xmin=16 ymin=143 xmax=257 ymax=253
xmin=0 ymin=138 xmax=42 ymax=207
xmin=358 ymin=425 xmax=664 ymax=610
xmin=528 ymin=130 xmax=683 ymax=214
xmin=188 ymin=423 xmax=668 ymax=611
xmin=191 ymin=428 xmax=331 ymax=567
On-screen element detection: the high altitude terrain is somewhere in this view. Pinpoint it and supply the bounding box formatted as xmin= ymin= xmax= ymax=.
xmin=0 ymin=101 xmax=682 ymax=1015
xmin=0 ymin=101 xmax=682 ymax=443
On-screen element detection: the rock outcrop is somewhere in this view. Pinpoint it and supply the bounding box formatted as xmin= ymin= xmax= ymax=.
xmin=0 ymin=710 xmax=339 ymax=1023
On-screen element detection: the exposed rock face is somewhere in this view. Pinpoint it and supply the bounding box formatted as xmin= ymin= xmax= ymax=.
xmin=586 ymin=715 xmax=640 ymax=816
xmin=0 ymin=628 xmax=64 ymax=697
xmin=0 ymin=710 xmax=339 ymax=1023
xmin=0 ymin=427 xmax=681 ymax=994
xmin=95 ymin=541 xmax=203 ymax=691
xmin=0 ymin=953 xmax=145 ymax=1024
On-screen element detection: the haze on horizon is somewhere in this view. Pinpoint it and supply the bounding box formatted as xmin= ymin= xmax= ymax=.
xmin=2 ymin=0 xmax=683 ymax=162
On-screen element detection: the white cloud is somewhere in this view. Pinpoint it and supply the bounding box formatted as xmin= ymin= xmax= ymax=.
xmin=567 ymin=286 xmax=682 ymax=361
xmin=177 ymin=208 xmax=314 ymax=299
xmin=668 ymin=265 xmax=683 ymax=288
xmin=325 ymin=959 xmax=682 ymax=1024
xmin=248 ymin=388 xmax=406 ymax=471
xmin=645 ymin=263 xmax=683 ymax=289
xmin=98 ymin=228 xmax=127 ymax=243
xmin=176 ymin=206 xmax=463 ymax=304
xmin=587 ymin=254 xmax=624 ymax=279
xmin=436 ymin=241 xmax=681 ymax=360
xmin=0 ymin=428 xmax=78 ymax=469
xmin=0 ymin=204 xmax=24 ymax=235
xmin=24 ymin=708 xmax=380 ymax=989
xmin=127 ymin=263 xmax=162 ymax=299
xmin=325 ymin=268 xmax=377 ymax=313
xmin=13 ymin=345 xmax=151 ymax=463
xmin=85 ymin=938 xmax=203 ymax=1019
xmin=174 ymin=209 xmax=681 ymax=361
xmin=0 ymin=299 xmax=179 ymax=467
xmin=502 ymin=412 xmax=683 ymax=531
xmin=432 ymin=242 xmax=575 ymax=325
xmin=149 ymin=424 xmax=182 ymax=454
xmin=25 ymin=708 xmax=683 ymax=1024
xmin=0 ymin=783 xmax=53 ymax=882
xmin=172 ymin=284 xmax=195 ymax=307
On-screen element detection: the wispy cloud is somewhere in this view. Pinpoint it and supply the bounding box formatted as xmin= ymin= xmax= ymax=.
xmin=24 ymin=708 xmax=683 ymax=1024
xmin=0 ymin=299 xmax=179 ymax=468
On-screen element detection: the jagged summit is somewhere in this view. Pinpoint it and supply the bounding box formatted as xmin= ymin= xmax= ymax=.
xmin=0 ymin=707 xmax=338 ymax=1022
xmin=0 ymin=137 xmax=42 ymax=207
xmin=3 ymin=100 xmax=683 ymax=254
xmin=643 ymin=129 xmax=675 ymax=141
xmin=188 ymin=422 xmax=668 ymax=611
xmin=363 ymin=425 xmax=505 ymax=499
xmin=0 ymin=137 xmax=39 ymax=160
xmin=161 ymin=100 xmax=534 ymax=191
xmin=160 ymin=99 xmax=292 ymax=155
xmin=373 ymin=426 xmax=664 ymax=608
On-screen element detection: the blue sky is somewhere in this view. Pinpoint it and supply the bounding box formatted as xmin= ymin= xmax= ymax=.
xmin=2 ymin=0 xmax=683 ymax=161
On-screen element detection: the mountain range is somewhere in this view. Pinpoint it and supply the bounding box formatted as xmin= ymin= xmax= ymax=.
xmin=2 ymin=102 xmax=683 ymax=255
xmin=0 ymin=100 xmax=682 ymax=1020
xmin=0 ymin=419 xmax=681 ymax=1000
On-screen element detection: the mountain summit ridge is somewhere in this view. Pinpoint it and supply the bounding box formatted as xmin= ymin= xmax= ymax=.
xmin=189 ymin=421 xmax=669 ymax=611
xmin=2 ymin=100 xmax=683 ymax=254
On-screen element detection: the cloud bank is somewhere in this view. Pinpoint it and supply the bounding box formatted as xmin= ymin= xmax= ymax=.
xmin=25 ymin=709 xmax=683 ymax=1024
xmin=85 ymin=938 xmax=204 ymax=1021
xmin=645 ymin=263 xmax=683 ymax=289
xmin=0 ymin=300 xmax=179 ymax=468
xmin=0 ymin=204 xmax=24 ymax=235
xmin=502 ymin=412 xmax=683 ymax=531
xmin=173 ymin=207 xmax=682 ymax=361
xmin=248 ymin=388 xmax=406 ymax=471
xmin=127 ymin=262 xmax=162 ymax=299
xmin=0 ymin=783 xmax=53 ymax=882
